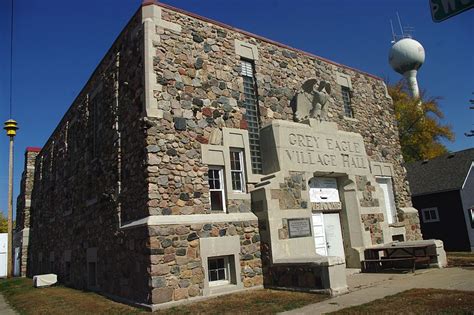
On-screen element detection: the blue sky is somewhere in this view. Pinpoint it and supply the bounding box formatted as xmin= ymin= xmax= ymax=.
xmin=0 ymin=0 xmax=473 ymax=217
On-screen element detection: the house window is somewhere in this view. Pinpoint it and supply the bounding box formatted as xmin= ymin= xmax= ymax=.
xmin=240 ymin=60 xmax=262 ymax=174
xmin=341 ymin=86 xmax=353 ymax=118
xmin=208 ymin=256 xmax=230 ymax=286
xmin=230 ymin=149 xmax=245 ymax=193
xmin=422 ymin=207 xmax=440 ymax=223
xmin=208 ymin=167 xmax=225 ymax=211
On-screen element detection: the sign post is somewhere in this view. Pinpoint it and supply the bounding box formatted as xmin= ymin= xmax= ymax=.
xmin=430 ymin=0 xmax=474 ymax=22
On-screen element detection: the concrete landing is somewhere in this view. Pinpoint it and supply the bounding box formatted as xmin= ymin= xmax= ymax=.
xmin=281 ymin=267 xmax=474 ymax=315
xmin=0 ymin=293 xmax=17 ymax=315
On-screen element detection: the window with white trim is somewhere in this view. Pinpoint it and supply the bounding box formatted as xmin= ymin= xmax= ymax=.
xmin=230 ymin=149 xmax=245 ymax=193
xmin=421 ymin=207 xmax=440 ymax=223
xmin=208 ymin=167 xmax=225 ymax=211
xmin=208 ymin=256 xmax=230 ymax=286
xmin=341 ymin=86 xmax=353 ymax=118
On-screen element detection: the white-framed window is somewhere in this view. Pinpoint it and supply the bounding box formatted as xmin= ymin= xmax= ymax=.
xmin=208 ymin=256 xmax=230 ymax=286
xmin=208 ymin=167 xmax=226 ymax=211
xmin=422 ymin=207 xmax=440 ymax=223
xmin=341 ymin=86 xmax=353 ymax=118
xmin=230 ymin=149 xmax=245 ymax=193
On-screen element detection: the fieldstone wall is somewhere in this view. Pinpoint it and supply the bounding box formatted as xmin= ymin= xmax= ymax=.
xmin=361 ymin=213 xmax=385 ymax=245
xmin=14 ymin=148 xmax=40 ymax=276
xmin=154 ymin=4 xmax=412 ymax=214
xmin=15 ymin=149 xmax=39 ymax=232
xmin=147 ymin=221 xmax=262 ymax=304
xmin=270 ymin=172 xmax=307 ymax=210
xmin=401 ymin=212 xmax=423 ymax=241
xmin=144 ymin=117 xmax=210 ymax=216
xmin=26 ymin=10 xmax=152 ymax=303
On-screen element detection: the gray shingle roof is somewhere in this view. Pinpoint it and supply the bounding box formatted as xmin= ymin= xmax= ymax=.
xmin=405 ymin=148 xmax=474 ymax=196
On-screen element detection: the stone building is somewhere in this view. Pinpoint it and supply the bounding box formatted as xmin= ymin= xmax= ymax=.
xmin=17 ymin=1 xmax=432 ymax=309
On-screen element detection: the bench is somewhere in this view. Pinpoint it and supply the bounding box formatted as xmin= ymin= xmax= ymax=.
xmin=362 ymin=255 xmax=437 ymax=273
xmin=362 ymin=257 xmax=416 ymax=272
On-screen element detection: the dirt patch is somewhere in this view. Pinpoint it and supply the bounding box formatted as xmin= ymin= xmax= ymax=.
xmin=447 ymin=252 xmax=474 ymax=267
xmin=331 ymin=288 xmax=474 ymax=314
xmin=0 ymin=278 xmax=327 ymax=314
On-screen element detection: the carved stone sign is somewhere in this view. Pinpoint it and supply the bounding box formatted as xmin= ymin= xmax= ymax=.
xmin=292 ymin=79 xmax=332 ymax=122
xmin=288 ymin=218 xmax=312 ymax=238
xmin=260 ymin=120 xmax=370 ymax=175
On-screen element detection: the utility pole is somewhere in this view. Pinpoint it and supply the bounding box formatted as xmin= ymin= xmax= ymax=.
xmin=4 ymin=119 xmax=18 ymax=278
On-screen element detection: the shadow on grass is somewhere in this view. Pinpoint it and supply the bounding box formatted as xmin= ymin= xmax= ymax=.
xmin=0 ymin=277 xmax=328 ymax=315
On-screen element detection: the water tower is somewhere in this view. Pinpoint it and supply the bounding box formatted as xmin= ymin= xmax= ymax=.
xmin=388 ymin=17 xmax=425 ymax=99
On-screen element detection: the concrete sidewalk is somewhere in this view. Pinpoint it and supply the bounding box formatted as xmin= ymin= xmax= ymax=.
xmin=281 ymin=267 xmax=474 ymax=315
xmin=0 ymin=293 xmax=17 ymax=315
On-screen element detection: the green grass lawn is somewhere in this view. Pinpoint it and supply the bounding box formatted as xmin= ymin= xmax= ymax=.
xmin=0 ymin=277 xmax=327 ymax=314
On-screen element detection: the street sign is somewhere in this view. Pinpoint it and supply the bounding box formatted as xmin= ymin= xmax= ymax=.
xmin=430 ymin=0 xmax=474 ymax=22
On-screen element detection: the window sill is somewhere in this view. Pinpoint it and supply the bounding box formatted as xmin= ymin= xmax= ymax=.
xmin=342 ymin=116 xmax=358 ymax=122
xmin=227 ymin=191 xmax=251 ymax=200
xmin=209 ymin=283 xmax=239 ymax=295
xmin=209 ymin=280 xmax=230 ymax=287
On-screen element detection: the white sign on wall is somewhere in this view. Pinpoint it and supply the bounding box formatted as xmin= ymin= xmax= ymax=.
xmin=309 ymin=177 xmax=340 ymax=203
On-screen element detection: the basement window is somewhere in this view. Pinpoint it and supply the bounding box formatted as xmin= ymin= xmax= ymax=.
xmin=422 ymin=207 xmax=440 ymax=223
xmin=208 ymin=256 xmax=230 ymax=286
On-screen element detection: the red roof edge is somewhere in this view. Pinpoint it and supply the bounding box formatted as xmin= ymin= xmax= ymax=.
xmin=26 ymin=147 xmax=42 ymax=153
xmin=142 ymin=0 xmax=156 ymax=6
xmin=144 ymin=1 xmax=383 ymax=81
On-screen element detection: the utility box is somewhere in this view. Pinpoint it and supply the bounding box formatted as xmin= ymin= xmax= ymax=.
xmin=0 ymin=233 xmax=8 ymax=278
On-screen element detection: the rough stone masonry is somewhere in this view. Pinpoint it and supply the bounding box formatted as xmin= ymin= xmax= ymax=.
xmin=16 ymin=1 xmax=425 ymax=310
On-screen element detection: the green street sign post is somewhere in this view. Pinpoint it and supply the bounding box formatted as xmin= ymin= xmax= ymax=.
xmin=430 ymin=0 xmax=474 ymax=22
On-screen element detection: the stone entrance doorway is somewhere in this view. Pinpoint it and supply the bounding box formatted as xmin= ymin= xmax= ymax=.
xmin=312 ymin=212 xmax=345 ymax=260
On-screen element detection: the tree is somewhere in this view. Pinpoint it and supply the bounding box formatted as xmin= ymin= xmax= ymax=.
xmin=388 ymin=82 xmax=455 ymax=163
xmin=464 ymin=93 xmax=473 ymax=137
xmin=0 ymin=212 xmax=8 ymax=233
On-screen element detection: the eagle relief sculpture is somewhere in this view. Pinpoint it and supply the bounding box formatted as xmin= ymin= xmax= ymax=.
xmin=292 ymin=79 xmax=332 ymax=122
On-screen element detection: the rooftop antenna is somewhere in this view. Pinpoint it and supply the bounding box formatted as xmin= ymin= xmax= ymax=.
xmin=404 ymin=25 xmax=415 ymax=39
xmin=396 ymin=12 xmax=404 ymax=37
xmin=390 ymin=20 xmax=396 ymax=43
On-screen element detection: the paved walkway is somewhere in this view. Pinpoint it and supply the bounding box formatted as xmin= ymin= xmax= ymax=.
xmin=0 ymin=293 xmax=16 ymax=315
xmin=281 ymin=267 xmax=474 ymax=314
